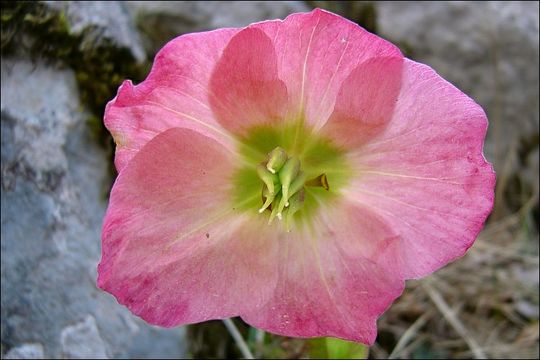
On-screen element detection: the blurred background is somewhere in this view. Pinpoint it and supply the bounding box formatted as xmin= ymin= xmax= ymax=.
xmin=1 ymin=1 xmax=538 ymax=359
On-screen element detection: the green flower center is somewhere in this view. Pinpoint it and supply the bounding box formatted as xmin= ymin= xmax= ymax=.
xmin=232 ymin=121 xmax=353 ymax=231
xmin=256 ymin=146 xmax=329 ymax=230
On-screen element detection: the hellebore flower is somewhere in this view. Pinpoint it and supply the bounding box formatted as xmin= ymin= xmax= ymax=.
xmin=98 ymin=9 xmax=495 ymax=344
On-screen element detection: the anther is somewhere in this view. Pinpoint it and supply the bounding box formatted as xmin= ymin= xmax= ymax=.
xmin=278 ymin=157 xmax=300 ymax=209
xmin=305 ymin=173 xmax=329 ymax=190
xmin=284 ymin=171 xmax=306 ymax=207
xmin=259 ymin=187 xmax=276 ymax=213
xmin=268 ymin=193 xmax=283 ymax=224
xmin=266 ymin=147 xmax=287 ymax=174
xmin=275 ymin=170 xmax=306 ymax=214
xmin=285 ymin=189 xmax=305 ymax=232
xmin=257 ymin=164 xmax=279 ymax=195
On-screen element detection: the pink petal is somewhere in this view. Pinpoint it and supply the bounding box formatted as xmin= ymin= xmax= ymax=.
xmin=343 ymin=59 xmax=496 ymax=279
xmin=253 ymin=8 xmax=402 ymax=127
xmin=241 ymin=218 xmax=404 ymax=344
xmin=105 ymin=28 xmax=239 ymax=172
xmin=98 ymin=128 xmax=279 ymax=326
xmin=208 ymin=27 xmax=289 ymax=135
xmin=320 ymin=56 xmax=404 ymax=148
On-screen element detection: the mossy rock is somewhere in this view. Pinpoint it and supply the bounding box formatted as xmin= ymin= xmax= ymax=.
xmin=1 ymin=1 xmax=149 ymax=149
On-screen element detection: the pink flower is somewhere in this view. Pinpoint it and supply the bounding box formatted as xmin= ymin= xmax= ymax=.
xmin=98 ymin=9 xmax=495 ymax=344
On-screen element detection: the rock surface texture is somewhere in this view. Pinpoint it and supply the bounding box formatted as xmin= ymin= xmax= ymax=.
xmin=46 ymin=0 xmax=146 ymax=63
xmin=0 ymin=58 xmax=186 ymax=359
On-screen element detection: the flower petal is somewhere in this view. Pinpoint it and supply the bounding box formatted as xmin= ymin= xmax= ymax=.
xmin=98 ymin=128 xmax=279 ymax=326
xmin=209 ymin=27 xmax=289 ymax=135
xmin=105 ymin=28 xmax=239 ymax=172
xmin=241 ymin=221 xmax=404 ymax=344
xmin=344 ymin=59 xmax=496 ymax=279
xmin=254 ymin=8 xmax=402 ymax=127
xmin=320 ymin=56 xmax=404 ymax=148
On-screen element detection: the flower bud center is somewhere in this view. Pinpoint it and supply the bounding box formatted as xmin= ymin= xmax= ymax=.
xmin=257 ymin=146 xmax=328 ymax=230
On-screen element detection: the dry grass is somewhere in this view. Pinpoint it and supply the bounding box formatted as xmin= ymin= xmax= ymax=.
xmin=375 ymin=112 xmax=539 ymax=360
xmin=376 ymin=202 xmax=539 ymax=359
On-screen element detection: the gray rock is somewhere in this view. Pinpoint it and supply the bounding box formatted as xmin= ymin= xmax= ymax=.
xmin=60 ymin=316 xmax=108 ymax=359
xmin=0 ymin=58 xmax=186 ymax=358
xmin=375 ymin=1 xmax=539 ymax=173
xmin=45 ymin=0 xmax=146 ymax=63
xmin=125 ymin=0 xmax=309 ymax=55
xmin=4 ymin=343 xmax=45 ymax=359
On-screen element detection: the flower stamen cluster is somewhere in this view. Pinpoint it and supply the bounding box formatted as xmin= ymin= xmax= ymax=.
xmin=257 ymin=146 xmax=313 ymax=229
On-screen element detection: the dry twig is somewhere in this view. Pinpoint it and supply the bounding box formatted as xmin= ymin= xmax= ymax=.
xmin=423 ymin=282 xmax=488 ymax=359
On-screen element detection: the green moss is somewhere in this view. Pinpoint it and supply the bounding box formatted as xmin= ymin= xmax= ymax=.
xmin=134 ymin=11 xmax=198 ymax=58
xmin=1 ymin=1 xmax=149 ymax=152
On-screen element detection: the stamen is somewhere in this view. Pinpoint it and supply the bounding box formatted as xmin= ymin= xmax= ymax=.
xmin=305 ymin=173 xmax=329 ymax=190
xmin=284 ymin=171 xmax=306 ymax=206
xmin=275 ymin=196 xmax=287 ymax=219
xmin=268 ymin=193 xmax=283 ymax=224
xmin=275 ymin=171 xmax=306 ymax=214
xmin=257 ymin=147 xmax=330 ymax=230
xmin=256 ymin=164 xmax=279 ymax=195
xmin=259 ymin=188 xmax=276 ymax=213
xmin=278 ymin=157 xmax=300 ymax=209
xmin=266 ymin=147 xmax=287 ymax=174
xmin=285 ymin=189 xmax=305 ymax=232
